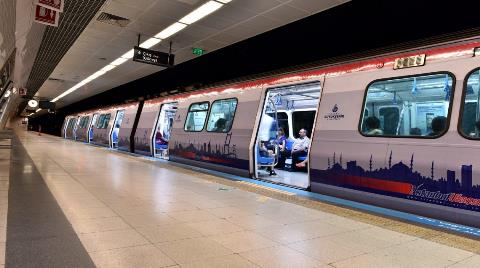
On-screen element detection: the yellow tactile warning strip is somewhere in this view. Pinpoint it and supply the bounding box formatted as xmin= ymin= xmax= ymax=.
xmin=115 ymin=150 xmax=480 ymax=254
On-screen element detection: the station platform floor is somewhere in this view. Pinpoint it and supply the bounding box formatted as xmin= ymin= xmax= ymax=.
xmin=3 ymin=129 xmax=480 ymax=267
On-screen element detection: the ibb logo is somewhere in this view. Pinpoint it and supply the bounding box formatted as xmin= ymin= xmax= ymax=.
xmin=332 ymin=104 xmax=338 ymax=113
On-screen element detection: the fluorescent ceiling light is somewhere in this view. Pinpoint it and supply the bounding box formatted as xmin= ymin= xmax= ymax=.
xmin=140 ymin=37 xmax=162 ymax=49
xmin=110 ymin=57 xmax=128 ymax=66
xmin=155 ymin=22 xmax=187 ymax=39
xmin=121 ymin=49 xmax=134 ymax=59
xmin=101 ymin=65 xmax=117 ymax=72
xmin=179 ymin=1 xmax=223 ymax=25
xmin=51 ymin=0 xmax=233 ymax=103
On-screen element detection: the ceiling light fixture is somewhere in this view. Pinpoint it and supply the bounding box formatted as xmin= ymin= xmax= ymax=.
xmin=121 ymin=49 xmax=134 ymax=59
xmin=155 ymin=22 xmax=187 ymax=39
xmin=110 ymin=57 xmax=129 ymax=66
xmin=140 ymin=37 xmax=162 ymax=49
xmin=179 ymin=1 xmax=223 ymax=25
xmin=51 ymin=0 xmax=232 ymax=103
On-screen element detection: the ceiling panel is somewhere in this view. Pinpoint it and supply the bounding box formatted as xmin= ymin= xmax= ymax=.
xmin=33 ymin=0 xmax=349 ymax=108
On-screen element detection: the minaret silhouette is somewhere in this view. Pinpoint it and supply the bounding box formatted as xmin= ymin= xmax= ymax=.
xmin=410 ymin=154 xmax=414 ymax=172
xmin=369 ymin=155 xmax=373 ymax=172
xmin=388 ymin=151 xmax=392 ymax=169
xmin=431 ymin=161 xmax=434 ymax=179
xmin=327 ymin=158 xmax=331 ymax=169
xmin=339 ymin=153 xmax=343 ymax=167
xmin=333 ymin=152 xmax=336 ymax=164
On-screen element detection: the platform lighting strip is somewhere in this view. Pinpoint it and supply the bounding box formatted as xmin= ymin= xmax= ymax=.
xmin=48 ymin=0 xmax=233 ymax=104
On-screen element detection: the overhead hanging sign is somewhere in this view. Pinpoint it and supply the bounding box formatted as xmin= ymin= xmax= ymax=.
xmin=133 ymin=46 xmax=174 ymax=67
xmin=35 ymin=0 xmax=64 ymax=12
xmin=34 ymin=5 xmax=59 ymax=27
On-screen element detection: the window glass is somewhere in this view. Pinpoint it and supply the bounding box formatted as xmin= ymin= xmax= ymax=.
xmin=79 ymin=116 xmax=89 ymax=128
xmin=96 ymin=114 xmax=105 ymax=128
xmin=102 ymin=114 xmax=111 ymax=128
xmin=277 ymin=112 xmax=289 ymax=138
xmin=360 ymin=73 xmax=454 ymax=137
xmin=460 ymin=69 xmax=480 ymax=138
xmin=184 ymin=102 xmax=209 ymax=131
xmin=206 ymin=99 xmax=238 ymax=132
xmin=292 ymin=111 xmax=316 ymax=138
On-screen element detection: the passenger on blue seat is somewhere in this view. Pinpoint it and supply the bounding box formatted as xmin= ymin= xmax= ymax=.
xmin=469 ymin=120 xmax=480 ymax=137
xmin=282 ymin=128 xmax=310 ymax=171
xmin=258 ymin=140 xmax=276 ymax=176
xmin=365 ymin=116 xmax=383 ymax=135
xmin=275 ymin=128 xmax=287 ymax=169
xmin=427 ymin=116 xmax=447 ymax=136
xmin=212 ymin=118 xmax=227 ymax=132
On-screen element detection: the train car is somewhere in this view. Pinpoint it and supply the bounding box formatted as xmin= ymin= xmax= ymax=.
xmin=79 ymin=103 xmax=139 ymax=149
xmin=62 ymin=37 xmax=480 ymax=227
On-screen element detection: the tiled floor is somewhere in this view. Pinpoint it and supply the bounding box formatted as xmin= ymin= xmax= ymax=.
xmin=0 ymin=138 xmax=9 ymax=268
xmin=11 ymin=131 xmax=480 ymax=267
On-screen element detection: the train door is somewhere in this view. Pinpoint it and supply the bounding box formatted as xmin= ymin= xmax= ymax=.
xmin=110 ymin=110 xmax=125 ymax=148
xmin=152 ymin=102 xmax=178 ymax=159
xmin=88 ymin=114 xmax=98 ymax=143
xmin=62 ymin=117 xmax=70 ymax=138
xmin=253 ymin=82 xmax=322 ymax=188
xmin=73 ymin=116 xmax=81 ymax=140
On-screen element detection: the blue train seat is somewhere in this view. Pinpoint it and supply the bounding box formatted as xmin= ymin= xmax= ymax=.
xmin=257 ymin=147 xmax=275 ymax=166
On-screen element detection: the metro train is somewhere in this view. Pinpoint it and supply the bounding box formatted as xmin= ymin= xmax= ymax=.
xmin=61 ymin=37 xmax=480 ymax=228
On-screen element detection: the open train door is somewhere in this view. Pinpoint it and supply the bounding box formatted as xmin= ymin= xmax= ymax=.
xmin=88 ymin=114 xmax=98 ymax=143
xmin=152 ymin=102 xmax=178 ymax=159
xmin=110 ymin=110 xmax=125 ymax=148
xmin=253 ymin=81 xmax=323 ymax=189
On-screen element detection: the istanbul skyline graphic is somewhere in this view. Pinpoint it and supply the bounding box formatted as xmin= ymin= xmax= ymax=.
xmin=314 ymin=151 xmax=480 ymax=211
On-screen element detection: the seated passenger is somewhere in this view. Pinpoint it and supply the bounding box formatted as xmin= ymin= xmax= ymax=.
xmin=296 ymin=158 xmax=308 ymax=169
xmin=410 ymin=127 xmax=422 ymax=136
xmin=276 ymin=128 xmax=287 ymax=169
xmin=365 ymin=116 xmax=383 ymax=135
xmin=258 ymin=140 xmax=276 ymax=176
xmin=212 ymin=118 xmax=227 ymax=132
xmin=469 ymin=121 xmax=480 ymax=137
xmin=427 ymin=116 xmax=447 ymax=136
xmin=112 ymin=124 xmax=120 ymax=143
xmin=282 ymin=128 xmax=310 ymax=171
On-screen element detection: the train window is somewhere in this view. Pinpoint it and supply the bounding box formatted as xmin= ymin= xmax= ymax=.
xmin=184 ymin=102 xmax=209 ymax=132
xmin=360 ymin=73 xmax=454 ymax=138
xmin=102 ymin=114 xmax=111 ymax=128
xmin=277 ymin=112 xmax=289 ymax=138
xmin=206 ymin=98 xmax=238 ymax=132
xmin=96 ymin=114 xmax=105 ymax=128
xmin=292 ymin=111 xmax=316 ymax=138
xmin=460 ymin=69 xmax=480 ymax=139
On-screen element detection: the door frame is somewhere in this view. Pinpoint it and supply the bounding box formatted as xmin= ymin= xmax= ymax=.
xmin=151 ymin=102 xmax=178 ymax=158
xmin=250 ymin=78 xmax=325 ymax=189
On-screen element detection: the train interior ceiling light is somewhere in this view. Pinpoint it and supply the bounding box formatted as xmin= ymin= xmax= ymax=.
xmin=48 ymin=0 xmax=234 ymax=106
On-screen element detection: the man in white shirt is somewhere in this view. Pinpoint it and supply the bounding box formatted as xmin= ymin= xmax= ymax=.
xmin=291 ymin=128 xmax=310 ymax=171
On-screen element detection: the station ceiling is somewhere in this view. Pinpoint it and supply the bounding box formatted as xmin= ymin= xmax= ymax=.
xmin=30 ymin=0 xmax=349 ymax=109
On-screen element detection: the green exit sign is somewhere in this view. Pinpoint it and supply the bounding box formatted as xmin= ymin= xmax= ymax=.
xmin=192 ymin=47 xmax=205 ymax=56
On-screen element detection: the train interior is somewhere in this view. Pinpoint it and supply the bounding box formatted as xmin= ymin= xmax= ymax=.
xmin=88 ymin=113 xmax=98 ymax=143
xmin=254 ymin=82 xmax=321 ymax=188
xmin=461 ymin=70 xmax=480 ymax=137
xmin=153 ymin=102 xmax=177 ymax=159
xmin=111 ymin=110 xmax=125 ymax=148
xmin=361 ymin=73 xmax=453 ymax=137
